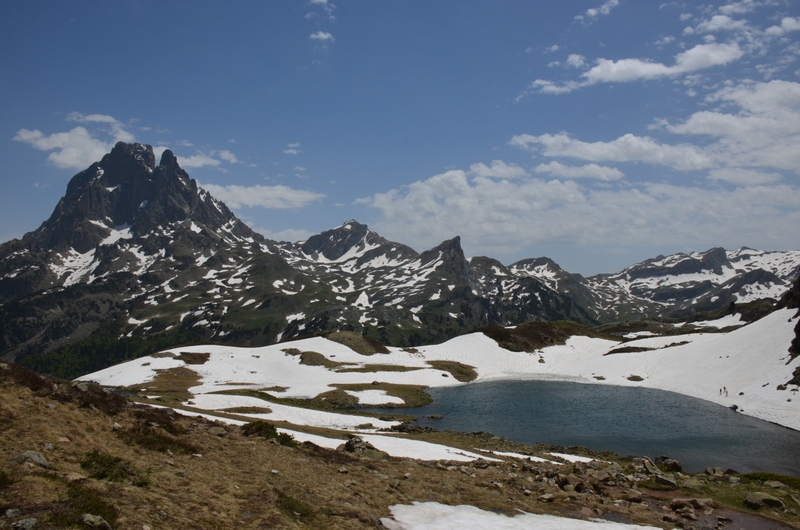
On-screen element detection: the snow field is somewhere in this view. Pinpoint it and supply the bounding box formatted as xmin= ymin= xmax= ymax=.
xmin=380 ymin=502 xmax=660 ymax=529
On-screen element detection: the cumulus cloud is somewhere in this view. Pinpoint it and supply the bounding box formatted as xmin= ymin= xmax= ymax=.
xmin=510 ymin=132 xmax=713 ymax=171
xmin=178 ymin=152 xmax=222 ymax=169
xmin=662 ymin=80 xmax=800 ymax=172
xmin=513 ymin=80 xmax=800 ymax=180
xmin=200 ymin=183 xmax=324 ymax=209
xmin=310 ymin=31 xmax=335 ymax=43
xmin=283 ymin=142 xmax=302 ymax=155
xmin=576 ymin=0 xmax=620 ymax=21
xmin=525 ymin=42 xmax=744 ymax=95
xmin=766 ymin=17 xmax=800 ymax=37
xmin=584 ymin=42 xmax=743 ymax=83
xmin=708 ymin=168 xmax=783 ymax=185
xmin=534 ymin=161 xmax=625 ymax=181
xmin=358 ymin=166 xmax=800 ymax=264
xmin=254 ymin=226 xmax=315 ymax=243
xmin=468 ymin=160 xmax=528 ymax=179
xmin=718 ymin=0 xmax=759 ymax=16
xmin=214 ymin=149 xmax=238 ymax=164
xmin=566 ymin=54 xmax=586 ymax=68
xmin=13 ymin=112 xmax=135 ymax=170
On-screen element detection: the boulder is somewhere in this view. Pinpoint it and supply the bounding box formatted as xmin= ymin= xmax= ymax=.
xmin=764 ymin=480 xmax=788 ymax=490
xmin=744 ymin=492 xmax=785 ymax=510
xmin=80 ymin=513 xmax=112 ymax=529
xmin=654 ymin=455 xmax=682 ymax=472
xmin=655 ymin=475 xmax=678 ymax=488
xmin=19 ymin=451 xmax=51 ymax=469
xmin=626 ymin=489 xmax=643 ymax=503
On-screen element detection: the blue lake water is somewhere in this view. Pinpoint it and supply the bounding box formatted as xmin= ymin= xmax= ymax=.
xmin=400 ymin=380 xmax=800 ymax=476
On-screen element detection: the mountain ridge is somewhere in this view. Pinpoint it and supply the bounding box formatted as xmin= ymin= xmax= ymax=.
xmin=1 ymin=142 xmax=799 ymax=378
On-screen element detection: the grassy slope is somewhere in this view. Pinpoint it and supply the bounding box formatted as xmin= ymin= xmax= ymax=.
xmin=2 ymin=362 xmax=800 ymax=530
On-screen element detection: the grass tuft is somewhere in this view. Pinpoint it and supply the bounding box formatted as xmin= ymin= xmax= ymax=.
xmin=48 ymin=483 xmax=119 ymax=527
xmin=241 ymin=420 xmax=298 ymax=447
xmin=324 ymin=331 xmax=390 ymax=355
xmin=0 ymin=467 xmax=14 ymax=489
xmin=275 ymin=488 xmax=315 ymax=521
xmin=81 ymin=450 xmax=137 ymax=483
xmin=426 ymin=360 xmax=477 ymax=382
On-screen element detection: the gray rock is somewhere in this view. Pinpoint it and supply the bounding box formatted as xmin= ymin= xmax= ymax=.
xmin=626 ymin=489 xmax=643 ymax=503
xmin=343 ymin=436 xmax=376 ymax=453
xmin=744 ymin=492 xmax=785 ymax=510
xmin=655 ymin=475 xmax=678 ymax=488
xmin=11 ymin=519 xmax=37 ymax=530
xmin=655 ymin=455 xmax=682 ymax=472
xmin=80 ymin=514 xmax=112 ymax=529
xmin=5 ymin=510 xmax=22 ymax=518
xmin=20 ymin=451 xmax=51 ymax=469
xmin=764 ymin=480 xmax=788 ymax=490
xmin=207 ymin=426 xmax=227 ymax=436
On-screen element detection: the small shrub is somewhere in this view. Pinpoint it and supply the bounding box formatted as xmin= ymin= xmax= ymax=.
xmin=118 ymin=425 xmax=199 ymax=454
xmin=0 ymin=467 xmax=14 ymax=489
xmin=627 ymin=375 xmax=644 ymax=381
xmin=275 ymin=488 xmax=315 ymax=521
xmin=604 ymin=346 xmax=653 ymax=355
xmin=427 ymin=360 xmax=477 ymax=382
xmin=741 ymin=472 xmax=800 ymax=490
xmin=241 ymin=421 xmax=297 ymax=447
xmin=48 ymin=483 xmax=119 ymax=527
xmin=81 ymin=451 xmax=135 ymax=482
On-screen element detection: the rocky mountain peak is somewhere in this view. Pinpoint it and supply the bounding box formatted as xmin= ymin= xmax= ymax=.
xmin=300 ymin=220 xmax=386 ymax=261
xmin=419 ymin=236 xmax=478 ymax=285
xmin=21 ymin=142 xmax=257 ymax=253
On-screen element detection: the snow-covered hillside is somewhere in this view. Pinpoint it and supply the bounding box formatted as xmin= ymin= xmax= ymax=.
xmin=80 ymin=308 xmax=800 ymax=433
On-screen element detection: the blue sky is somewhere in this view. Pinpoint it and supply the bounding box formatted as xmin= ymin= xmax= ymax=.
xmin=2 ymin=0 xmax=799 ymax=275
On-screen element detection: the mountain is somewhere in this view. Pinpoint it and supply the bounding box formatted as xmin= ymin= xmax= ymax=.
xmin=1 ymin=142 xmax=799 ymax=378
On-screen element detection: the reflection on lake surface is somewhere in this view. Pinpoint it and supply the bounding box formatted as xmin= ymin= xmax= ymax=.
xmin=404 ymin=380 xmax=800 ymax=476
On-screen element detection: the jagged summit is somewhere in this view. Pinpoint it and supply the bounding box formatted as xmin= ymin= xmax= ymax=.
xmin=23 ymin=142 xmax=258 ymax=254
xmin=299 ymin=220 xmax=417 ymax=263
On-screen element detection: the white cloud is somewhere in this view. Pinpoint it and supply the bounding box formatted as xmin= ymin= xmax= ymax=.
xmin=13 ymin=112 xmax=136 ymax=170
xmin=692 ymin=14 xmax=749 ymax=33
xmin=359 ymin=166 xmax=800 ymax=263
xmin=584 ymin=42 xmax=743 ymax=83
xmin=468 ymin=160 xmax=528 ymax=179
xmin=254 ymin=226 xmax=315 ymax=243
xmin=510 ymin=132 xmax=713 ymax=171
xmin=284 ymin=142 xmax=302 ymax=155
xmin=178 ymin=152 xmax=222 ymax=168
xmin=566 ymin=54 xmax=586 ymax=68
xmin=718 ymin=0 xmax=759 ymax=16
xmin=663 ymin=80 xmax=800 ymax=172
xmin=200 ymin=183 xmax=324 ymax=209
xmin=310 ymin=31 xmax=334 ymax=43
xmin=708 ymin=168 xmax=783 ymax=185
xmin=214 ymin=149 xmax=238 ymax=163
xmin=514 ymin=80 xmax=800 ymax=178
xmin=526 ymin=42 xmax=744 ymax=95
xmin=534 ymin=161 xmax=625 ymax=181
xmin=766 ymin=17 xmax=800 ymax=37
xmin=578 ymin=0 xmax=620 ymax=21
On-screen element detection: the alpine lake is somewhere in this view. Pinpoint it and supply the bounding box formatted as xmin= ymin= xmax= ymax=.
xmin=381 ymin=379 xmax=800 ymax=477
